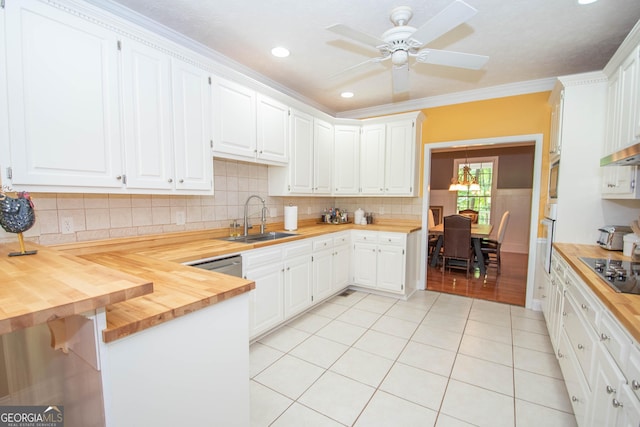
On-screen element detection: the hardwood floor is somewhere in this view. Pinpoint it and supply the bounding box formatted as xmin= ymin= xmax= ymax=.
xmin=426 ymin=252 xmax=528 ymax=306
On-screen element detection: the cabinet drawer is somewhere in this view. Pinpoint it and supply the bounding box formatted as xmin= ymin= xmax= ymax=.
xmin=243 ymin=247 xmax=282 ymax=270
xmin=563 ymin=294 xmax=596 ymax=386
xmin=283 ymin=240 xmax=312 ymax=258
xmin=352 ymin=231 xmax=377 ymax=243
xmin=313 ymin=237 xmax=333 ymax=251
xmin=565 ymin=270 xmax=601 ymax=331
xmin=332 ymin=232 xmax=350 ymax=246
xmin=377 ymin=232 xmax=405 ymax=246
xmin=598 ymin=311 xmax=632 ymax=371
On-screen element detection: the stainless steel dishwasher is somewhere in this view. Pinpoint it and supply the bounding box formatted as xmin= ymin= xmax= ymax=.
xmin=185 ymin=254 xmax=243 ymax=277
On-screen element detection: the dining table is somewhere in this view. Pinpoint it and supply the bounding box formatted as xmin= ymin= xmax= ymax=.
xmin=428 ymin=223 xmax=494 ymax=276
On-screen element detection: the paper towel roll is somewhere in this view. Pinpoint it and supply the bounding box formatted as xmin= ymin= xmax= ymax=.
xmin=284 ymin=205 xmax=298 ymax=231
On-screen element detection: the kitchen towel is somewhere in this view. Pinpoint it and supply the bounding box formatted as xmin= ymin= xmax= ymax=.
xmin=284 ymin=205 xmax=298 ymax=231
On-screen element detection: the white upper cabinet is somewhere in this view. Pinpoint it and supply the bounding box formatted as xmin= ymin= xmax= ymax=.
xmin=212 ymin=77 xmax=288 ymax=165
xmin=359 ymin=113 xmax=423 ymax=196
xmin=5 ymin=0 xmax=123 ymax=189
xmin=212 ymin=77 xmax=257 ymax=159
xmin=171 ymin=59 xmax=213 ymax=192
xmin=360 ymin=124 xmax=386 ymax=194
xmin=121 ymin=39 xmax=173 ymax=191
xmin=256 ymin=94 xmax=289 ymax=164
xmin=333 ymin=125 xmax=360 ymax=195
xmin=384 ymin=119 xmax=417 ymax=194
xmin=268 ymin=109 xmax=333 ymax=195
xmin=620 ymin=47 xmax=640 ymax=148
xmin=313 ymin=118 xmax=334 ymax=194
xmin=287 ymin=109 xmax=314 ymax=193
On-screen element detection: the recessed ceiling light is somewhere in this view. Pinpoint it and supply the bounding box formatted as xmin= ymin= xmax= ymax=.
xmin=271 ymin=47 xmax=290 ymax=58
xmin=578 ymin=0 xmax=598 ymax=4
xmin=341 ymin=91 xmax=354 ymax=98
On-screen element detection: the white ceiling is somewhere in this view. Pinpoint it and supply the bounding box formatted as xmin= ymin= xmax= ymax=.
xmin=103 ymin=0 xmax=640 ymax=115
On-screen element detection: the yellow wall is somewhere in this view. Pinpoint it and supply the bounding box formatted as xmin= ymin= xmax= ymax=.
xmin=419 ymin=91 xmax=552 ymax=233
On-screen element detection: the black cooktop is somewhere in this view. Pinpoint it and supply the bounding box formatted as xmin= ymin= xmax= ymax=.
xmin=580 ymin=257 xmax=640 ymax=295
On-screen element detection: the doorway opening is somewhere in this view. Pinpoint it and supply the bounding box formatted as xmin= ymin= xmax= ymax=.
xmin=419 ymin=134 xmax=544 ymax=309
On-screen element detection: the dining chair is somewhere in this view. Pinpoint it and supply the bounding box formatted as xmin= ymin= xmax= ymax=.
xmin=481 ymin=210 xmax=511 ymax=274
xmin=427 ymin=209 xmax=441 ymax=264
xmin=458 ymin=209 xmax=479 ymax=224
xmin=442 ymin=214 xmax=474 ymax=278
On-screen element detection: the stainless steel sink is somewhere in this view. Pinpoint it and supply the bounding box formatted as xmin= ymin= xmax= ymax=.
xmin=219 ymin=232 xmax=297 ymax=243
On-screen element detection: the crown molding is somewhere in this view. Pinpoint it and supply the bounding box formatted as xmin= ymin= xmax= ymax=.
xmin=335 ymin=78 xmax=557 ymax=119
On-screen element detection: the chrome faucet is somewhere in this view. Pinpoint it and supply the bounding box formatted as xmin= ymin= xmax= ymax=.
xmin=243 ymin=195 xmax=267 ymax=236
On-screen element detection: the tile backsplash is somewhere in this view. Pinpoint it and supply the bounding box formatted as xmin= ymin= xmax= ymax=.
xmin=0 ymin=159 xmax=423 ymax=245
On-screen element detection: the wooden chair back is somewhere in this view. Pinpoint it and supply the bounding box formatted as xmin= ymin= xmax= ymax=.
xmin=458 ymin=209 xmax=479 ymax=224
xmin=443 ymin=215 xmax=472 ymax=259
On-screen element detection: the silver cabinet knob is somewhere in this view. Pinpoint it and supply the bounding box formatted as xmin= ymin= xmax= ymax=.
xmin=612 ymin=399 xmax=623 ymax=408
xmin=601 ymin=333 xmax=610 ymax=341
xmin=632 ymin=380 xmax=640 ymax=390
xmin=581 ymin=303 xmax=588 ymax=311
xmin=116 ymin=175 xmax=122 ymax=180
xmin=179 ymin=179 xmax=184 ymax=183
xmin=571 ymin=396 xmax=578 ymax=402
xmin=168 ymin=178 xmax=173 ymax=183
xmin=577 ymin=344 xmax=584 ymax=350
xmin=606 ymin=385 xmax=616 ymax=394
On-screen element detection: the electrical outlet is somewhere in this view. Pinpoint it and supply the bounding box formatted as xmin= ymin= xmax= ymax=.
xmin=61 ymin=217 xmax=74 ymax=234
xmin=270 ymin=207 xmax=278 ymax=218
xmin=307 ymin=207 xmax=311 ymax=215
xmin=379 ymin=206 xmax=385 ymax=214
xmin=176 ymin=211 xmax=186 ymax=225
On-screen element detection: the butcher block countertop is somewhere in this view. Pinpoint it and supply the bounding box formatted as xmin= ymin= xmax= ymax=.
xmin=0 ymin=241 xmax=152 ymax=336
xmin=554 ymin=243 xmax=640 ymax=343
xmin=48 ymin=219 xmax=421 ymax=342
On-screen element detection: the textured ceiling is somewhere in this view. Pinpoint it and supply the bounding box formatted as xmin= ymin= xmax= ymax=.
xmin=106 ymin=0 xmax=640 ymax=114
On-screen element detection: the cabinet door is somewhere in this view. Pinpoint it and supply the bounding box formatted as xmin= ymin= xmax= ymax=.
xmin=333 ymin=125 xmax=360 ymax=195
xmin=246 ymin=263 xmax=284 ymax=338
xmin=353 ymin=242 xmax=378 ymax=287
xmin=313 ymin=119 xmax=334 ymax=194
xmin=633 ymin=48 xmax=640 ymax=142
xmin=212 ymin=77 xmax=256 ymax=159
xmin=377 ymin=244 xmax=405 ymax=292
xmin=121 ymin=39 xmax=173 ymax=190
xmin=312 ymin=249 xmax=333 ymax=303
xmin=171 ymin=59 xmax=213 ymax=192
xmin=289 ymin=110 xmax=314 ymax=193
xmin=590 ymin=345 xmax=626 ymax=427
xmin=256 ymin=94 xmax=288 ymax=164
xmin=614 ymin=385 xmax=640 ymax=427
xmin=620 ymin=47 xmax=639 ymax=148
xmin=549 ymin=91 xmax=564 ymax=157
xmin=385 ymin=119 xmax=416 ymax=195
xmin=6 ymin=0 xmax=123 ymax=188
xmin=360 ymin=124 xmax=386 ymax=194
xmin=284 ymin=255 xmax=313 ymax=318
xmin=332 ymin=243 xmax=351 ymax=291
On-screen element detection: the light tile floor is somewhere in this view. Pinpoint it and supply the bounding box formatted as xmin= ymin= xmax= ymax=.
xmin=250 ymin=290 xmax=578 ymax=427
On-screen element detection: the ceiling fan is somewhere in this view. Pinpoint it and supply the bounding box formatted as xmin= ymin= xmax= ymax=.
xmin=326 ymin=0 xmax=489 ymax=94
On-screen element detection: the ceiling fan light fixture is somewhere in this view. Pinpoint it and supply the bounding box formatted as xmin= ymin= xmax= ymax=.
xmin=271 ymin=46 xmax=290 ymax=58
xmin=340 ymin=91 xmax=354 ymax=98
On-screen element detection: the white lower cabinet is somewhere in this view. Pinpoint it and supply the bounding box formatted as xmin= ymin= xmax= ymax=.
xmin=547 ymin=250 xmax=640 ymax=427
xmin=283 ymin=241 xmax=313 ymax=318
xmin=245 ymin=233 xmax=350 ymax=340
xmin=352 ymin=230 xmax=418 ymax=298
xmin=244 ymin=247 xmax=284 ymax=339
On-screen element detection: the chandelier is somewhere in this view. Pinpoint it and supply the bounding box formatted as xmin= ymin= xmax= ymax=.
xmin=449 ymin=152 xmax=480 ymax=192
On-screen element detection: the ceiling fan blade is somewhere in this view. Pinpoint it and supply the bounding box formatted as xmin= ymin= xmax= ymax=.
xmin=415 ymin=48 xmax=488 ymax=70
xmin=328 ymin=56 xmax=389 ymax=79
xmin=409 ymin=0 xmax=477 ymax=48
xmin=326 ymin=23 xmax=384 ymax=49
xmin=392 ymin=64 xmax=410 ymax=94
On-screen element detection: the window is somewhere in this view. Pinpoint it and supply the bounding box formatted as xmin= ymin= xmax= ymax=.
xmin=453 ymin=157 xmax=497 ymax=224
